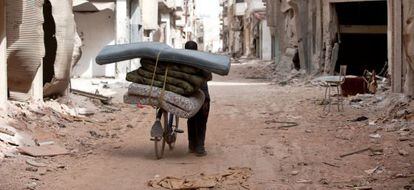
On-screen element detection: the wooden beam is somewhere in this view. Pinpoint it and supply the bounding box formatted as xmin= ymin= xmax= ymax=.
xmin=339 ymin=25 xmax=387 ymax=34
xmin=0 ymin=0 xmax=7 ymax=108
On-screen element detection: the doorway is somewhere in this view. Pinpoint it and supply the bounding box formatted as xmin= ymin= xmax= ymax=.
xmin=334 ymin=1 xmax=388 ymax=76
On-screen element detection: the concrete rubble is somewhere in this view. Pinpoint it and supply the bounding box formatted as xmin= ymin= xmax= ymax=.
xmin=0 ymin=97 xmax=98 ymax=159
xmin=147 ymin=167 xmax=252 ymax=189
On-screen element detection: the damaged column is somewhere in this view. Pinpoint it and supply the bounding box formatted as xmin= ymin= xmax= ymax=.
xmin=403 ymin=0 xmax=414 ymax=97
xmin=6 ymin=0 xmax=76 ymax=99
xmin=43 ymin=0 xmax=75 ymax=97
xmin=6 ymin=0 xmax=45 ymax=100
xmin=115 ymin=0 xmax=131 ymax=78
xmin=0 ymin=0 xmax=6 ymax=108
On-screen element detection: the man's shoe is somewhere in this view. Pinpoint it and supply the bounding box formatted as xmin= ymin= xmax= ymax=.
xmin=195 ymin=146 xmax=207 ymax=157
xmin=188 ymin=146 xmax=196 ymax=153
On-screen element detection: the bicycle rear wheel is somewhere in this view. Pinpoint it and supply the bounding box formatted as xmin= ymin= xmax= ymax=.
xmin=154 ymin=137 xmax=165 ymax=159
xmin=164 ymin=113 xmax=177 ymax=150
xmin=154 ymin=110 xmax=168 ymax=159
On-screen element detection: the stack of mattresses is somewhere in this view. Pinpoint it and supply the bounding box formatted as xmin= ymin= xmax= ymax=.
xmin=96 ymin=42 xmax=230 ymax=118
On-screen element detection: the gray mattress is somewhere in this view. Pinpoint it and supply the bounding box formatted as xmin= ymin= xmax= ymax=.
xmin=95 ymin=42 xmax=231 ymax=76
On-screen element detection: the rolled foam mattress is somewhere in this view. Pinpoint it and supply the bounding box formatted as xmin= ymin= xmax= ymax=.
xmin=124 ymin=83 xmax=205 ymax=118
xmin=95 ymin=42 xmax=231 ymax=76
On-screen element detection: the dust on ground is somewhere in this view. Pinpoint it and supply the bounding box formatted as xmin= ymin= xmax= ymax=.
xmin=0 ymin=59 xmax=413 ymax=190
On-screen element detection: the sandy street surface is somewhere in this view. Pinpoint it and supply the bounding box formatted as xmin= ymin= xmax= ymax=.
xmin=0 ymin=61 xmax=413 ymax=190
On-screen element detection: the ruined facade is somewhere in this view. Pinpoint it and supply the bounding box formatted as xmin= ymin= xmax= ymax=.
xmin=263 ymin=0 xmax=414 ymax=97
xmin=0 ymin=0 xmax=6 ymax=108
xmin=0 ymin=0 xmax=206 ymax=108
xmin=71 ymin=0 xmax=203 ymax=78
xmin=220 ymin=0 xmax=271 ymax=60
xmin=4 ymin=0 xmax=76 ymax=101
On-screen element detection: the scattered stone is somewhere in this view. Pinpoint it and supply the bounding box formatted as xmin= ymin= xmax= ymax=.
xmin=77 ymin=108 xmax=95 ymax=116
xmin=38 ymin=168 xmax=48 ymax=176
xmin=369 ymin=134 xmax=381 ymax=139
xmin=89 ymin=131 xmax=103 ymax=139
xmin=4 ymin=151 xmax=17 ymax=158
xmin=0 ymin=127 xmax=15 ymax=136
xmin=291 ymin=171 xmax=299 ymax=175
xmin=18 ymin=144 xmax=69 ymax=157
xmin=354 ymin=186 xmax=372 ymax=190
xmin=57 ymin=123 xmax=66 ymax=128
xmin=37 ymin=141 xmax=55 ymax=146
xmin=395 ymin=173 xmax=408 ymax=178
xmin=399 ymin=137 xmax=412 ymax=141
xmin=26 ymin=159 xmax=47 ymax=167
xmin=399 ymin=131 xmax=411 ymax=137
xmin=398 ymin=149 xmax=409 ymax=156
xmin=351 ymin=116 xmax=369 ymax=122
xmin=26 ymin=167 xmax=38 ymax=172
xmin=126 ymin=124 xmax=134 ymax=128
xmin=305 ymin=129 xmax=312 ymax=133
xmin=296 ymin=179 xmax=312 ymax=184
xmin=26 ymin=181 xmax=37 ymax=190
xmin=350 ymin=98 xmax=362 ymax=103
xmin=369 ymin=146 xmax=384 ymax=156
xmin=319 ymin=178 xmax=329 ymax=185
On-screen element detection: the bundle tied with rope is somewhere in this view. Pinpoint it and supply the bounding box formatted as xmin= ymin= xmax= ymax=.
xmin=124 ymin=51 xmax=208 ymax=118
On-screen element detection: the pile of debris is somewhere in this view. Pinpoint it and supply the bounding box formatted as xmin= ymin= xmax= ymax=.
xmin=347 ymin=92 xmax=413 ymax=122
xmin=147 ymin=167 xmax=252 ymax=189
xmin=0 ymin=98 xmax=98 ymax=159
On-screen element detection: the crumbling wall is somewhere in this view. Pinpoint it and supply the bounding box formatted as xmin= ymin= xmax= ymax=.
xmin=6 ymin=0 xmax=76 ymax=97
xmin=281 ymin=0 xmax=298 ymax=50
xmin=272 ymin=0 xmax=299 ymax=72
xmin=43 ymin=0 xmax=75 ymax=97
xmin=71 ymin=30 xmax=82 ymax=70
xmin=6 ymin=0 xmax=45 ymax=93
xmin=403 ymin=0 xmax=414 ymax=97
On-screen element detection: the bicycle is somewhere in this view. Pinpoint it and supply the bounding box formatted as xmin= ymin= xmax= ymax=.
xmin=150 ymin=109 xmax=183 ymax=159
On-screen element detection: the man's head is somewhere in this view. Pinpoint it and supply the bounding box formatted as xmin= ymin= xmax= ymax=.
xmin=185 ymin=41 xmax=198 ymax=50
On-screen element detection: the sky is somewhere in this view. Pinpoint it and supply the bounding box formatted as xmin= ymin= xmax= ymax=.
xmin=195 ymin=0 xmax=222 ymax=52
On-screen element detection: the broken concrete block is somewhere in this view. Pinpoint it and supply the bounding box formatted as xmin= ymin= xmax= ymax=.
xmin=18 ymin=144 xmax=69 ymax=157
xmin=26 ymin=159 xmax=48 ymax=167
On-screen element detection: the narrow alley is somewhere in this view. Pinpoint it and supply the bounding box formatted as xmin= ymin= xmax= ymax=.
xmin=0 ymin=61 xmax=413 ymax=189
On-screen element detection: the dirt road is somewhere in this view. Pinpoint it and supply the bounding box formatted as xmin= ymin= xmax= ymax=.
xmin=1 ymin=62 xmax=413 ymax=190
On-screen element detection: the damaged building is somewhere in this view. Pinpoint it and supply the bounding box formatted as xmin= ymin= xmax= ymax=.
xmin=0 ymin=0 xmax=206 ymax=108
xmin=262 ymin=0 xmax=413 ymax=97
xmin=3 ymin=0 xmax=76 ymax=100
xmin=220 ymin=0 xmax=413 ymax=97
xmin=220 ymin=0 xmax=272 ymax=60
xmin=71 ymin=0 xmax=203 ymax=78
